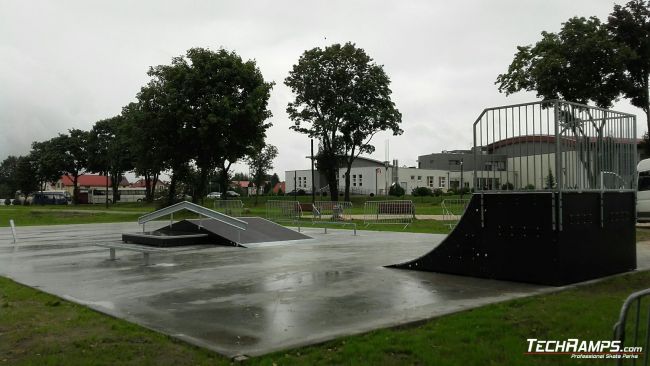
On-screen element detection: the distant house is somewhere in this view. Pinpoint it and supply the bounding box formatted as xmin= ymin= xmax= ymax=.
xmin=231 ymin=180 xmax=268 ymax=196
xmin=129 ymin=178 xmax=168 ymax=192
xmin=49 ymin=175 xmax=129 ymax=203
xmin=272 ymin=182 xmax=285 ymax=194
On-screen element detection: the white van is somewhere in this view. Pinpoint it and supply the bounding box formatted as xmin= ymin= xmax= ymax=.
xmin=637 ymin=158 xmax=650 ymax=222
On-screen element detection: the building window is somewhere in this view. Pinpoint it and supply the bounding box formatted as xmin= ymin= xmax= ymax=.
xmin=417 ymin=176 xmax=422 ymax=180
xmin=439 ymin=177 xmax=447 ymax=188
xmin=352 ymin=174 xmax=356 ymax=187
xmin=303 ymin=177 xmax=308 ymax=188
xmin=359 ymin=174 xmax=363 ymax=187
xmin=427 ymin=176 xmax=434 ymax=188
xmin=411 ymin=175 xmax=415 ymax=180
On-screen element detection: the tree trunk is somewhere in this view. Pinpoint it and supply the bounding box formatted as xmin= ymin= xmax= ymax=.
xmin=72 ymin=175 xmax=79 ymax=205
xmin=111 ymin=172 xmax=121 ymax=204
xmin=144 ymin=173 xmax=152 ymax=202
xmin=197 ymin=167 xmax=209 ymax=205
xmin=326 ymin=167 xmax=338 ymax=201
xmin=343 ymin=162 xmax=352 ymax=202
xmin=167 ymin=173 xmax=177 ymax=206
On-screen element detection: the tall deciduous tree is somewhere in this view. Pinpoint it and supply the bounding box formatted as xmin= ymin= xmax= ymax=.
xmin=285 ymin=42 xmax=402 ymax=201
xmin=496 ymin=16 xmax=625 ymax=109
xmin=608 ymin=0 xmax=650 ymax=133
xmin=139 ymin=48 xmax=273 ymax=205
xmin=51 ymin=129 xmax=89 ymax=204
xmin=247 ymin=144 xmax=278 ymax=204
xmin=88 ymin=115 xmax=134 ymax=204
xmin=123 ymin=102 xmax=165 ymax=202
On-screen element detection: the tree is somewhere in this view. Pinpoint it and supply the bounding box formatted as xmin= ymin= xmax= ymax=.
xmin=123 ymin=102 xmax=165 ymax=202
xmin=88 ymin=115 xmax=134 ymax=205
xmin=608 ymin=0 xmax=650 ymax=133
xmin=269 ymin=173 xmax=280 ymax=194
xmin=285 ymin=42 xmax=402 ymax=201
xmin=53 ymin=129 xmax=90 ymax=204
xmin=0 ymin=156 xmax=19 ymax=197
xmin=545 ymin=168 xmax=556 ymax=189
xmin=496 ymin=16 xmax=625 ymax=109
xmin=138 ymin=48 xmax=273 ymax=205
xmin=30 ymin=140 xmax=65 ymax=192
xmin=247 ymin=144 xmax=278 ymax=204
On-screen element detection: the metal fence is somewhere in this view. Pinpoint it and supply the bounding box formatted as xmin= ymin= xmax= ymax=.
xmin=473 ymin=100 xmax=637 ymax=192
xmin=313 ymin=201 xmax=353 ymax=222
xmin=441 ymin=199 xmax=470 ymax=229
xmin=363 ymin=200 xmax=414 ymax=228
xmin=613 ymin=288 xmax=650 ymax=365
xmin=266 ymin=200 xmax=302 ymax=229
xmin=213 ymin=199 xmax=244 ymax=217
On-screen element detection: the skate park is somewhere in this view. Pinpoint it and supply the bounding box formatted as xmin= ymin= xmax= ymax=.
xmin=1 ymin=100 xmax=647 ymax=358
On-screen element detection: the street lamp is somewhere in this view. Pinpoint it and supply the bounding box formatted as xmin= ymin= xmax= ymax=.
xmin=460 ymin=159 xmax=464 ymax=199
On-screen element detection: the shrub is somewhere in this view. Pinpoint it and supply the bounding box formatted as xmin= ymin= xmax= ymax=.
xmin=389 ymin=184 xmax=405 ymax=197
xmin=525 ymin=184 xmax=536 ymax=190
xmin=369 ymin=192 xmax=375 ymax=197
xmin=277 ymin=189 xmax=284 ymax=196
xmin=411 ymin=186 xmax=433 ymax=197
xmin=297 ymin=189 xmax=306 ymax=196
xmin=433 ymin=188 xmax=444 ymax=196
xmin=501 ymin=182 xmax=514 ymax=190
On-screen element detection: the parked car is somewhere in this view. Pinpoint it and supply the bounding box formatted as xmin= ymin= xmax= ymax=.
xmin=207 ymin=192 xmax=222 ymax=199
xmin=225 ymin=190 xmax=240 ymax=197
xmin=28 ymin=192 xmax=70 ymax=205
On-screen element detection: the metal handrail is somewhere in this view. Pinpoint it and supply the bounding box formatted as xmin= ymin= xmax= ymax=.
xmin=138 ymin=201 xmax=247 ymax=231
xmin=613 ymin=288 xmax=650 ymax=366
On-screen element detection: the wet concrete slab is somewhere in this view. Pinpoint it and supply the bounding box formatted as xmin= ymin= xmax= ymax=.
xmin=1 ymin=222 xmax=648 ymax=357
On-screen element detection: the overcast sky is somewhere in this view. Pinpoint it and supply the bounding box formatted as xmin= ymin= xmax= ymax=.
xmin=0 ymin=0 xmax=642 ymax=178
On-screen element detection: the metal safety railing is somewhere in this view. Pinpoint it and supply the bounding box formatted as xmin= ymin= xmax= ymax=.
xmin=313 ymin=201 xmax=353 ymax=222
xmin=473 ymin=100 xmax=637 ymax=192
xmin=265 ymin=200 xmax=302 ymax=231
xmin=213 ymin=199 xmax=244 ymax=217
xmin=138 ymin=200 xmax=247 ymax=233
xmin=363 ymin=200 xmax=414 ymax=229
xmin=312 ymin=201 xmax=356 ymax=235
xmin=441 ymin=199 xmax=470 ymax=229
xmin=613 ymin=288 xmax=650 ymax=365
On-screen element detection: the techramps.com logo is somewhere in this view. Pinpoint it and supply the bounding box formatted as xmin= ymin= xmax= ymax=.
xmin=525 ymin=338 xmax=643 ymax=360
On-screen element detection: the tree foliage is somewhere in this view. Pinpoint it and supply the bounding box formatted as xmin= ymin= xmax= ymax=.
xmin=138 ymin=48 xmax=273 ymax=205
xmin=88 ymin=115 xmax=134 ymax=204
xmin=496 ymin=16 xmax=625 ymax=108
xmin=247 ymin=144 xmax=278 ymax=204
xmin=608 ymin=0 xmax=650 ymax=132
xmin=285 ymin=42 xmax=402 ymax=201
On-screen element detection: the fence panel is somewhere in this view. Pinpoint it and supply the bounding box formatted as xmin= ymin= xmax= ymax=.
xmin=473 ymin=100 xmax=636 ymax=192
xmin=266 ymin=200 xmax=302 ymax=223
xmin=213 ymin=199 xmax=244 ymax=217
xmin=313 ymin=201 xmax=353 ymax=222
xmin=613 ymin=288 xmax=650 ymax=365
xmin=363 ymin=200 xmax=414 ymax=228
xmin=441 ymin=198 xmax=470 ymax=229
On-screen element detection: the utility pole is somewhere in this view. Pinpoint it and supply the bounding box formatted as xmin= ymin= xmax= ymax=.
xmin=311 ymin=139 xmax=315 ymax=203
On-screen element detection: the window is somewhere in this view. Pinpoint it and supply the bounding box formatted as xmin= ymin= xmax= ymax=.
xmin=359 ymin=174 xmax=363 ymax=187
xmin=411 ymin=175 xmax=415 ymax=180
xmin=427 ymin=176 xmax=434 ymax=188
xmin=640 ymin=171 xmax=650 ymax=191
xmin=302 ymin=177 xmax=308 ymax=188
xmin=352 ymin=174 xmax=357 ymax=187
xmin=439 ymin=177 xmax=447 ymax=188
xmin=417 ymin=176 xmax=422 ymax=180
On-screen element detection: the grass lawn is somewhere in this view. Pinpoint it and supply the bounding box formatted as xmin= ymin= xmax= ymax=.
xmin=2 ymin=269 xmax=649 ymax=365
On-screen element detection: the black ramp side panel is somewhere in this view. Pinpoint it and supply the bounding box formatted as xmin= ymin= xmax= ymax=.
xmin=389 ymin=192 xmax=636 ymax=286
xmin=166 ymin=217 xmax=311 ymax=245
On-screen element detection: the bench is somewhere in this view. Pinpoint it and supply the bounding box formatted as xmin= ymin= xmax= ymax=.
xmin=95 ymin=243 xmax=168 ymax=266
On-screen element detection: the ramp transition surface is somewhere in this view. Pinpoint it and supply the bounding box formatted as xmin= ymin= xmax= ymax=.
xmin=389 ymin=192 xmax=636 ymax=286
xmin=160 ymin=217 xmax=311 ymax=246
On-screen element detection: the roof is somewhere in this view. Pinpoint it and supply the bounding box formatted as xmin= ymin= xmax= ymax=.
xmin=273 ymin=182 xmax=286 ymax=193
xmin=485 ymin=135 xmax=641 ymax=152
xmin=60 ymin=175 xmax=130 ymax=187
